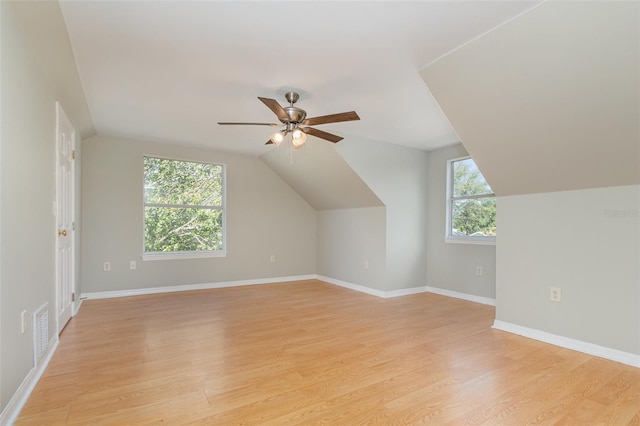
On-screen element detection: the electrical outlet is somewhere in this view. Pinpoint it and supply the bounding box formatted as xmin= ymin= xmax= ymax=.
xmin=363 ymin=260 xmax=369 ymax=270
xmin=550 ymin=287 xmax=562 ymax=302
xmin=103 ymin=261 xmax=111 ymax=272
xmin=476 ymin=266 xmax=483 ymax=276
xmin=129 ymin=261 xmax=136 ymax=270
xmin=270 ymin=255 xmax=276 ymax=263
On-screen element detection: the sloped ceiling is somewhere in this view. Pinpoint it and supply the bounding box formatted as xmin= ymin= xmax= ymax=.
xmin=260 ymin=140 xmax=383 ymax=211
xmin=57 ymin=1 xmax=540 ymax=156
xmin=7 ymin=1 xmax=95 ymax=138
xmin=421 ymin=1 xmax=639 ymax=196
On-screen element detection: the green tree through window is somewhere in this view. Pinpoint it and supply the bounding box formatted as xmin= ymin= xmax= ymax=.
xmin=447 ymin=157 xmax=496 ymax=240
xmin=144 ymin=157 xmax=224 ymax=255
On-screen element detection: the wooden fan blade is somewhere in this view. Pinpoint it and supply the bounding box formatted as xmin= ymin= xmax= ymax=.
xmin=265 ymin=140 xmax=273 ymax=145
xmin=218 ymin=122 xmax=279 ymax=126
xmin=302 ymin=127 xmax=343 ymax=143
xmin=258 ymin=97 xmax=289 ymax=121
xmin=302 ymin=111 xmax=359 ymax=126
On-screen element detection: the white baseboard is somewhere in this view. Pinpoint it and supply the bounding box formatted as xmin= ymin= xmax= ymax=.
xmin=315 ymin=275 xmax=389 ymax=298
xmin=73 ymin=298 xmax=83 ymax=315
xmin=0 ymin=337 xmax=59 ymax=426
xmin=493 ymin=320 xmax=640 ymax=368
xmin=315 ymin=276 xmax=428 ymax=299
xmin=82 ymin=274 xmax=430 ymax=304
xmin=385 ymin=286 xmax=429 ymax=298
xmin=81 ymin=275 xmax=316 ymax=300
xmin=81 ymin=275 xmax=496 ymax=307
xmin=425 ymin=286 xmax=496 ymax=306
xmin=315 ymin=276 xmax=498 ymax=304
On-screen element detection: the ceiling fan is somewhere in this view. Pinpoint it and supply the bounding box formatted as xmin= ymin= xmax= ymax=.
xmin=218 ymin=91 xmax=360 ymax=149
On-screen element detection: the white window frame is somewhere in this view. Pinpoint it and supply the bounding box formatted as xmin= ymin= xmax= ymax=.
xmin=142 ymin=155 xmax=226 ymax=260
xmin=445 ymin=156 xmax=496 ymax=245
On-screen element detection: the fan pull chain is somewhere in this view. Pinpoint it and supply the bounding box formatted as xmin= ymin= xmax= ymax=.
xmin=290 ymin=140 xmax=294 ymax=165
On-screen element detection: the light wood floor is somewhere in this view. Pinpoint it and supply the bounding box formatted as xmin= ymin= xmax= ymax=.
xmin=16 ymin=280 xmax=640 ymax=425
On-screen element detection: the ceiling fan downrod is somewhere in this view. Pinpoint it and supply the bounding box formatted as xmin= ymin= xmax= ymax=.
xmin=282 ymin=92 xmax=306 ymax=124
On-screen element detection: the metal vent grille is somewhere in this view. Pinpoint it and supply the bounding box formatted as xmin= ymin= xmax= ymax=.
xmin=33 ymin=303 xmax=49 ymax=365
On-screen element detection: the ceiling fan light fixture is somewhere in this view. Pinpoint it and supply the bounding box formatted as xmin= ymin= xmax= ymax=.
xmin=270 ymin=131 xmax=285 ymax=146
xmin=291 ymin=128 xmax=307 ymax=147
xmin=220 ymin=91 xmax=360 ymax=148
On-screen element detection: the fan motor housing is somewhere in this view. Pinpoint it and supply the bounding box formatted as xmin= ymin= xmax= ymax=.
xmin=282 ymin=106 xmax=306 ymax=124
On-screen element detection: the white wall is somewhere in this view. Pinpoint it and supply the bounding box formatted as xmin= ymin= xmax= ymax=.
xmin=81 ymin=135 xmax=317 ymax=293
xmin=0 ymin=1 xmax=90 ymax=415
xmin=496 ymin=185 xmax=639 ymax=355
xmin=426 ymin=143 xmax=496 ymax=299
xmin=336 ymin=137 xmax=429 ymax=291
xmin=316 ymin=207 xmax=386 ymax=290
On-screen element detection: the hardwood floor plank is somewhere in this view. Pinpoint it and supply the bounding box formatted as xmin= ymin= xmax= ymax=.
xmin=15 ymin=280 xmax=640 ymax=425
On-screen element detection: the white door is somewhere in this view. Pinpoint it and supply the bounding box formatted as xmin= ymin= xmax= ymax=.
xmin=56 ymin=102 xmax=75 ymax=333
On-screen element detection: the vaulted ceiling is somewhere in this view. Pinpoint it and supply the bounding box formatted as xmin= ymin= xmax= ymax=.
xmin=58 ymin=1 xmax=540 ymax=156
xmin=421 ymin=0 xmax=639 ymax=196
xmin=11 ymin=0 xmax=635 ymax=207
xmin=261 ymin=139 xmax=383 ymax=211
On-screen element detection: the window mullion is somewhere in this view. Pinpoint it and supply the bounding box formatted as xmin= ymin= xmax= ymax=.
xmin=144 ymin=202 xmax=222 ymax=210
xmin=451 ymin=193 xmax=495 ymax=202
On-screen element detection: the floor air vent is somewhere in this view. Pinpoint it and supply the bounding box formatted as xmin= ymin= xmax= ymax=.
xmin=33 ymin=303 xmax=49 ymax=365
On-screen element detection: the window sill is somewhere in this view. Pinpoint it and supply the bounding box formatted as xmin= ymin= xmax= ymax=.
xmin=445 ymin=237 xmax=496 ymax=246
xmin=142 ymin=251 xmax=227 ymax=261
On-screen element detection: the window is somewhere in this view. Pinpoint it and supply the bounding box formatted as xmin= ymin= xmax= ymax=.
xmin=143 ymin=156 xmax=225 ymax=259
xmin=446 ymin=157 xmax=496 ymax=244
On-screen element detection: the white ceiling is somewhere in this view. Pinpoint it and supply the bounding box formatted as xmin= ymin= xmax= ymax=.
xmin=261 ymin=138 xmax=383 ymax=210
xmin=59 ymin=1 xmax=539 ymax=156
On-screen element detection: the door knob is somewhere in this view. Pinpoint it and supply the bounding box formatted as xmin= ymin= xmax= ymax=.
xmin=58 ymin=229 xmax=67 ymax=236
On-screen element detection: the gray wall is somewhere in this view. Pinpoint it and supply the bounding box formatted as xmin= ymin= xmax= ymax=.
xmin=316 ymin=207 xmax=386 ymax=290
xmin=0 ymin=4 xmax=53 ymax=410
xmin=419 ymin=0 xmax=639 ymax=357
xmin=496 ymin=185 xmax=639 ymax=355
xmin=426 ymin=143 xmax=496 ymax=299
xmin=0 ymin=1 xmax=90 ymax=414
xmin=336 ymin=136 xmax=430 ymax=291
xmin=266 ymin=138 xmax=498 ymax=298
xmin=81 ymin=135 xmax=317 ymax=293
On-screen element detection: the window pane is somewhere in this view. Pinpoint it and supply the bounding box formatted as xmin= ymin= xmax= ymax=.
xmin=452 ymin=197 xmax=496 ymax=237
xmin=144 ymin=157 xmax=222 ymax=206
xmin=144 ymin=207 xmax=223 ymax=252
xmin=453 ymin=158 xmax=492 ymax=197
